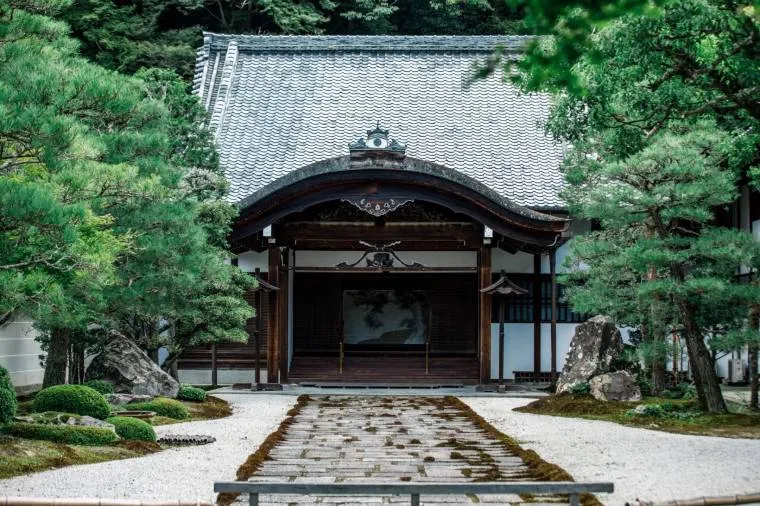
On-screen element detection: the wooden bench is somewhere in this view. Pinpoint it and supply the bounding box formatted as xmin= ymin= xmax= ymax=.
xmin=513 ymin=371 xmax=559 ymax=382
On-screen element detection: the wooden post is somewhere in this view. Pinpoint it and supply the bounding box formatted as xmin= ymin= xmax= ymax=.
xmin=550 ymin=250 xmax=557 ymax=382
xmin=533 ymin=254 xmax=542 ymax=382
xmin=279 ymin=248 xmax=289 ymax=383
xmin=479 ymin=246 xmax=492 ymax=383
xmin=498 ymin=299 xmax=505 ymax=386
xmin=267 ymin=247 xmax=281 ymax=383
xmin=211 ymin=343 xmax=218 ymax=387
xmin=254 ymin=268 xmax=262 ymax=387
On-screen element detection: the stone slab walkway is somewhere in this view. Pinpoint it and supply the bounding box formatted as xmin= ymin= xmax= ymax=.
xmin=234 ymin=396 xmax=576 ymax=505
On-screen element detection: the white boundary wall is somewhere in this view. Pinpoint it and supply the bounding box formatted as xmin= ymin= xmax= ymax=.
xmin=0 ymin=314 xmax=44 ymax=392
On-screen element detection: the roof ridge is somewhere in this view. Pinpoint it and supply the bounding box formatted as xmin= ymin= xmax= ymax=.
xmin=200 ymin=33 xmax=534 ymax=53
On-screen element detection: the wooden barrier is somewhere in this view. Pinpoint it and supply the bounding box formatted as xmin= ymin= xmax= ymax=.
xmin=215 ymin=480 xmax=614 ymax=506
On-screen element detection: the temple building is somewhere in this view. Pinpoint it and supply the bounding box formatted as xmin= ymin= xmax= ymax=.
xmin=176 ymin=35 xmax=644 ymax=386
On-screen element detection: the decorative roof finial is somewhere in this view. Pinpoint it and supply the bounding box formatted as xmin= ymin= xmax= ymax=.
xmin=349 ymin=123 xmax=406 ymax=154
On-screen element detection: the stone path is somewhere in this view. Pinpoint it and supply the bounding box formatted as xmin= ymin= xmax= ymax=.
xmin=235 ymin=396 xmax=572 ymax=505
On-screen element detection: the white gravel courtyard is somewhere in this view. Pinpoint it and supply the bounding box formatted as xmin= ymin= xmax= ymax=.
xmin=2 ymin=392 xmax=759 ymax=505
xmin=0 ymin=393 xmax=295 ymax=503
xmin=463 ymin=396 xmax=760 ymax=505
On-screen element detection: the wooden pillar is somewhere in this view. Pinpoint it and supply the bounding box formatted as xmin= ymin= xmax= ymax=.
xmin=550 ymin=250 xmax=557 ymax=381
xmin=254 ymin=268 xmax=262 ymax=387
xmin=479 ymin=246 xmax=492 ymax=383
xmin=533 ymin=254 xmax=542 ymax=382
xmin=267 ymin=246 xmax=281 ymax=383
xmin=279 ymin=248 xmax=290 ymax=383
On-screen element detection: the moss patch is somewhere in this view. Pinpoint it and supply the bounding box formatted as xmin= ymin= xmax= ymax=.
xmin=0 ymin=435 xmax=159 ymax=479
xmin=217 ymin=395 xmax=311 ymax=506
xmin=516 ymin=394 xmax=760 ymax=439
xmin=445 ymin=396 xmax=602 ymax=506
xmin=146 ymin=395 xmax=232 ymax=426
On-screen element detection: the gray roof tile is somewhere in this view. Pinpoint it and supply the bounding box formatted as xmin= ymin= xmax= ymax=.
xmin=195 ymin=34 xmax=567 ymax=210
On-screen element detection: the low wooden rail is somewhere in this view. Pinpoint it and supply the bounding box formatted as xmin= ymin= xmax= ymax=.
xmin=214 ymin=480 xmax=614 ymax=506
xmin=1 ymin=499 xmax=210 ymax=506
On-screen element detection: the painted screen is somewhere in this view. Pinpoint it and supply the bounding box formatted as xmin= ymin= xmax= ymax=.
xmin=342 ymin=290 xmax=429 ymax=345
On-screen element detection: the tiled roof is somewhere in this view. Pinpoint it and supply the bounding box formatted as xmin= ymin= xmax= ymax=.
xmin=195 ymin=34 xmax=567 ymax=210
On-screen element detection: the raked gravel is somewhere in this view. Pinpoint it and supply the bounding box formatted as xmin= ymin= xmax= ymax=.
xmin=3 ymin=393 xmax=760 ymax=506
xmin=0 ymin=393 xmax=295 ymax=503
xmin=463 ymin=396 xmax=760 ymax=506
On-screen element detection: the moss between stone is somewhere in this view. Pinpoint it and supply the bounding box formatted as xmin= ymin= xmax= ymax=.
xmin=443 ymin=396 xmax=603 ymax=506
xmin=216 ymin=395 xmax=311 ymax=506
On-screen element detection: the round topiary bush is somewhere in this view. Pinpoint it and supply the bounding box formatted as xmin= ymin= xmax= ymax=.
xmin=84 ymin=379 xmax=114 ymax=395
xmin=6 ymin=422 xmax=119 ymax=445
xmin=106 ymin=416 xmax=156 ymax=442
xmin=0 ymin=366 xmax=18 ymax=424
xmin=33 ymin=385 xmax=111 ymax=420
xmin=126 ymin=398 xmax=189 ymax=420
xmin=177 ymin=385 xmax=206 ymax=402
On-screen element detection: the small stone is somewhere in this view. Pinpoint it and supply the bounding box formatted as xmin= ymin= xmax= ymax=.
xmin=589 ymin=371 xmax=642 ymax=402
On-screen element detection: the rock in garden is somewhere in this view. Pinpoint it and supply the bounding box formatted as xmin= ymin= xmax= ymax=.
xmin=556 ymin=315 xmax=624 ymax=394
xmin=105 ymin=393 xmax=153 ymax=406
xmin=85 ymin=337 xmax=179 ymax=398
xmin=589 ymin=371 xmax=642 ymax=402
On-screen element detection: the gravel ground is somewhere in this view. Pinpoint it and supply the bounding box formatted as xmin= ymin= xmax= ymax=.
xmin=462 ymin=396 xmax=760 ymax=506
xmin=0 ymin=393 xmax=295 ymax=503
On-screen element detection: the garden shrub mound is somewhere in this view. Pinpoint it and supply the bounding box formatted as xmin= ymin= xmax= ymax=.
xmin=106 ymin=416 xmax=156 ymax=441
xmin=7 ymin=423 xmax=119 ymax=445
xmin=33 ymin=385 xmax=111 ymax=419
xmin=85 ymin=379 xmax=114 ymax=395
xmin=178 ymin=385 xmax=207 ymax=402
xmin=0 ymin=366 xmax=18 ymax=424
xmin=126 ymin=398 xmax=189 ymax=420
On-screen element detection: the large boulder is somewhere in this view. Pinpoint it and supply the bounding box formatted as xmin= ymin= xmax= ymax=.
xmin=556 ymin=315 xmax=624 ymax=394
xmin=86 ymin=338 xmax=179 ymax=398
xmin=589 ymin=371 xmax=642 ymax=402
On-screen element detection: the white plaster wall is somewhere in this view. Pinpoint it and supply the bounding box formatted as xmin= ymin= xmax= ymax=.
xmin=0 ymin=314 xmax=44 ymax=391
xmin=294 ymin=250 xmax=477 ymax=269
xmin=236 ymin=250 xmax=268 ymax=273
xmin=178 ymin=368 xmax=267 ymax=385
xmin=491 ymin=250 xmax=534 ymax=273
xmin=489 ymin=322 xmax=578 ymax=380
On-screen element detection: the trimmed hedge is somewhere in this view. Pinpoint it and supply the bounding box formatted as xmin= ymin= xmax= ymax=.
xmin=0 ymin=366 xmax=17 ymax=424
xmin=106 ymin=416 xmax=156 ymax=442
xmin=84 ymin=379 xmax=114 ymax=395
xmin=126 ymin=398 xmax=189 ymax=420
xmin=33 ymin=385 xmax=111 ymax=419
xmin=6 ymin=422 xmax=119 ymax=445
xmin=177 ymin=385 xmax=206 ymax=402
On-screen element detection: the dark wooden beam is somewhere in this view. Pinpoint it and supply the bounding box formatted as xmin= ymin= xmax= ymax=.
xmin=533 ymin=254 xmax=542 ymax=382
xmin=279 ymin=249 xmax=290 ymax=383
xmin=479 ymin=246 xmax=492 ymax=383
xmin=267 ymin=247 xmax=281 ymax=382
xmin=281 ymin=222 xmax=480 ymax=243
xmin=550 ymin=250 xmax=557 ymax=381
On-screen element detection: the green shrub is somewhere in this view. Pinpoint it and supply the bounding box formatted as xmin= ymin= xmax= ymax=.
xmin=0 ymin=366 xmax=17 ymax=424
xmin=568 ymin=382 xmax=591 ymax=395
xmin=33 ymin=385 xmax=111 ymax=419
xmin=626 ymin=403 xmax=666 ymax=418
xmin=177 ymin=385 xmax=206 ymax=402
xmin=5 ymin=422 xmax=118 ymax=445
xmin=106 ymin=416 xmax=156 ymax=441
xmin=84 ymin=379 xmax=114 ymax=395
xmin=126 ymin=398 xmax=189 ymax=420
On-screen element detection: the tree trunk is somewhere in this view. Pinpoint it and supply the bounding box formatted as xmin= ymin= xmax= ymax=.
xmin=749 ymin=305 xmax=759 ymax=411
xmin=43 ymin=327 xmax=69 ymax=388
xmin=676 ymin=297 xmax=727 ymax=413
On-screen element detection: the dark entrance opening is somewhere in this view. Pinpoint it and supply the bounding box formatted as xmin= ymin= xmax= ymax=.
xmin=290 ymin=272 xmax=479 ymax=383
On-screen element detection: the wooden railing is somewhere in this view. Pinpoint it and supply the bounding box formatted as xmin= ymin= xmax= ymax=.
xmin=214 ymin=480 xmax=614 ymax=506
